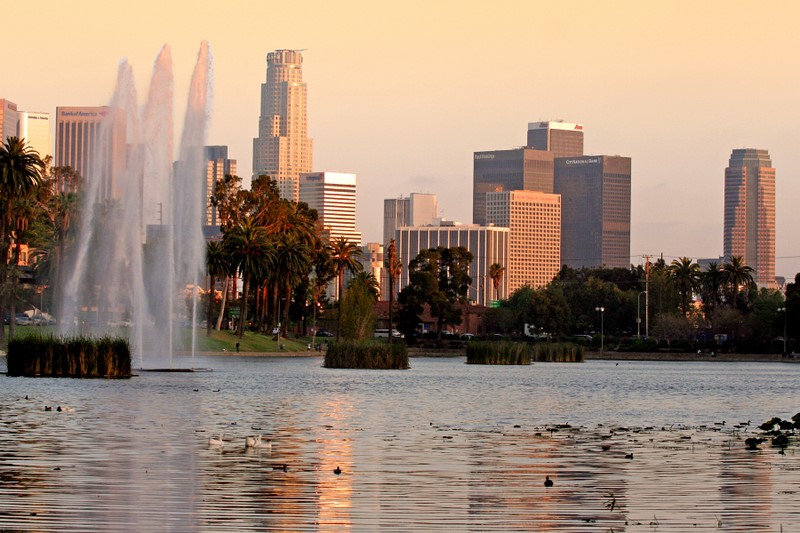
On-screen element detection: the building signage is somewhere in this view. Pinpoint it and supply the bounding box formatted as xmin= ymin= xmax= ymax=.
xmin=475 ymin=154 xmax=495 ymax=160
xmin=564 ymin=157 xmax=600 ymax=165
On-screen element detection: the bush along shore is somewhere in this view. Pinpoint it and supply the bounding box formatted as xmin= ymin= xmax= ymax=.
xmin=7 ymin=334 xmax=132 ymax=378
xmin=466 ymin=341 xmax=584 ymax=365
xmin=324 ymin=340 xmax=409 ymax=369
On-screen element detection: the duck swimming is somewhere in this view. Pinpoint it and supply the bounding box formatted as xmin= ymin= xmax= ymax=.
xmin=208 ymin=433 xmax=224 ymax=447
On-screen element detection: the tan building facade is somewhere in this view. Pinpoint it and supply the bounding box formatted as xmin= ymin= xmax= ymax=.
xmin=18 ymin=111 xmax=51 ymax=160
xmin=253 ymin=50 xmax=313 ymax=202
xmin=724 ymin=148 xmax=775 ymax=287
xmin=299 ymin=172 xmax=361 ymax=246
xmin=526 ymin=121 xmax=584 ymax=158
xmin=485 ymin=190 xmax=561 ymax=292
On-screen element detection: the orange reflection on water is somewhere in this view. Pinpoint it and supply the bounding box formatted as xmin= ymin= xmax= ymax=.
xmin=315 ymin=396 xmax=354 ymax=531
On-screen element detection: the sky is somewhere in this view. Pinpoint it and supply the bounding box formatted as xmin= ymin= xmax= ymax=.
xmin=5 ymin=0 xmax=800 ymax=278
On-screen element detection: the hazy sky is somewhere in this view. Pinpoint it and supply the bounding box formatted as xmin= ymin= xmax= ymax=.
xmin=5 ymin=0 xmax=800 ymax=278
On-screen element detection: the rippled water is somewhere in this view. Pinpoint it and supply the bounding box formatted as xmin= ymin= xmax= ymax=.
xmin=0 ymin=356 xmax=798 ymax=531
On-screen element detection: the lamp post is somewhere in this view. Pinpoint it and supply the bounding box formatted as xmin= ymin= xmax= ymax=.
xmin=595 ymin=306 xmax=605 ymax=356
xmin=778 ymin=307 xmax=787 ymax=355
xmin=637 ymin=291 xmax=646 ymax=338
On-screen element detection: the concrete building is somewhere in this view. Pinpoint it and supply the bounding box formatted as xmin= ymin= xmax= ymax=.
xmin=527 ymin=121 xmax=584 ymax=158
xmin=360 ymin=242 xmax=385 ymax=298
xmin=17 ymin=111 xmax=51 ymax=160
xmin=473 ymin=147 xmax=554 ymax=225
xmin=204 ymin=146 xmax=236 ymax=227
xmin=0 ymin=98 xmax=18 ymax=144
xmin=253 ymin=50 xmax=313 ymax=202
xmin=299 ymin=172 xmax=361 ymax=246
xmin=395 ymin=222 xmax=510 ymax=306
xmin=554 ymin=155 xmax=631 ymax=269
xmin=724 ymin=148 xmax=775 ymax=287
xmin=55 ymin=106 xmax=126 ymax=198
xmin=383 ymin=192 xmax=438 ymax=246
xmin=485 ymin=190 xmax=561 ymax=292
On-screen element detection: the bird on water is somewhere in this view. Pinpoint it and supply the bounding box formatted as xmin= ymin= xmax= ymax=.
xmin=334 ymin=466 xmax=342 ymax=475
xmin=544 ymin=476 xmax=553 ymax=487
xmin=208 ymin=433 xmax=224 ymax=447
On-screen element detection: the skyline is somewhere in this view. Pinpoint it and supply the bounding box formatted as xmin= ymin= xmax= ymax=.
xmin=4 ymin=0 xmax=800 ymax=278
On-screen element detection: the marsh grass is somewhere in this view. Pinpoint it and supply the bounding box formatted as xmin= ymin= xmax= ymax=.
xmin=467 ymin=341 xmax=584 ymax=364
xmin=7 ymin=334 xmax=132 ymax=378
xmin=324 ymin=340 xmax=409 ymax=369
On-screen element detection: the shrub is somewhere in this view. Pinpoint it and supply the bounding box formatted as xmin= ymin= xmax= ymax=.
xmin=533 ymin=342 xmax=584 ymax=362
xmin=7 ymin=334 xmax=132 ymax=378
xmin=324 ymin=340 xmax=409 ymax=369
xmin=466 ymin=341 xmax=532 ymax=365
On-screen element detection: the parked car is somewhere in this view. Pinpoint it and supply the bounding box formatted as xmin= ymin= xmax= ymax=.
xmin=316 ymin=329 xmax=335 ymax=337
xmin=15 ymin=315 xmax=32 ymax=326
xmin=373 ymin=329 xmax=404 ymax=339
xmin=460 ymin=333 xmax=475 ymax=341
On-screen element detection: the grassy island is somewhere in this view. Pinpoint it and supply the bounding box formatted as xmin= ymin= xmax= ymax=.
xmin=324 ymin=340 xmax=409 ymax=369
xmin=7 ymin=334 xmax=132 ymax=378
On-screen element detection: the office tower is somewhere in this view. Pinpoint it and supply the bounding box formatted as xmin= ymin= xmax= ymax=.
xmin=299 ymin=172 xmax=361 ymax=245
xmin=395 ymin=222 xmax=510 ymax=306
xmin=724 ymin=148 xmax=775 ymax=287
xmin=204 ymin=146 xmax=236 ymax=227
xmin=360 ymin=242 xmax=385 ymax=298
xmin=55 ymin=106 xmax=126 ymax=198
xmin=485 ymin=190 xmax=561 ymax=292
xmin=17 ymin=111 xmax=51 ymax=160
xmin=527 ymin=121 xmax=584 ymax=158
xmin=383 ymin=192 xmax=438 ymax=245
xmin=554 ymin=155 xmax=631 ymax=268
xmin=0 ymin=98 xmax=18 ymax=144
xmin=253 ymin=50 xmax=313 ymax=202
xmin=472 ymin=148 xmax=554 ymax=225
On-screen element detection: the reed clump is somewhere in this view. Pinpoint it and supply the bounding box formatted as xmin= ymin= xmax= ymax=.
xmin=7 ymin=334 xmax=132 ymax=378
xmin=466 ymin=341 xmax=532 ymax=365
xmin=533 ymin=342 xmax=584 ymax=362
xmin=324 ymin=340 xmax=409 ymax=369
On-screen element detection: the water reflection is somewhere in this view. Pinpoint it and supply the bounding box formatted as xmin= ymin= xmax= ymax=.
xmin=0 ymin=357 xmax=798 ymax=531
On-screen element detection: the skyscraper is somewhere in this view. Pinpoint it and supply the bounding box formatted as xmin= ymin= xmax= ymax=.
xmin=472 ymin=148 xmax=554 ymax=225
xmin=383 ymin=192 xmax=438 ymax=245
xmin=526 ymin=121 xmax=584 ymax=158
xmin=55 ymin=106 xmax=126 ymax=198
xmin=204 ymin=146 xmax=236 ymax=227
xmin=299 ymin=172 xmax=361 ymax=246
xmin=0 ymin=98 xmax=18 ymax=144
xmin=554 ymin=155 xmax=631 ymax=268
xmin=724 ymin=148 xmax=775 ymax=287
xmin=253 ymin=50 xmax=313 ymax=202
xmin=17 ymin=111 xmax=51 ymax=160
xmin=485 ymin=190 xmax=561 ymax=291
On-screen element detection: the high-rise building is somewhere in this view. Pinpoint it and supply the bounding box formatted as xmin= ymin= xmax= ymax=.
xmin=527 ymin=121 xmax=584 ymax=158
xmin=485 ymin=190 xmax=561 ymax=292
xmin=17 ymin=111 xmax=51 ymax=160
xmin=554 ymin=155 xmax=631 ymax=268
xmin=253 ymin=50 xmax=313 ymax=202
xmin=383 ymin=192 xmax=438 ymax=246
xmin=472 ymin=148 xmax=554 ymax=225
xmin=395 ymin=221 xmax=510 ymax=306
xmin=0 ymin=98 xmax=18 ymax=144
xmin=299 ymin=172 xmax=361 ymax=246
xmin=204 ymin=146 xmax=236 ymax=227
xmin=724 ymin=148 xmax=775 ymax=287
xmin=55 ymin=106 xmax=126 ymax=198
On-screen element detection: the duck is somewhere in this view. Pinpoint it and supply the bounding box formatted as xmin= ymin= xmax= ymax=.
xmin=625 ymin=453 xmax=634 ymax=459
xmin=544 ymin=476 xmax=554 ymax=487
xmin=245 ymin=435 xmax=260 ymax=448
xmin=208 ymin=433 xmax=224 ymax=447
xmin=333 ymin=466 xmax=342 ymax=475
xmin=57 ymin=406 xmax=75 ymax=413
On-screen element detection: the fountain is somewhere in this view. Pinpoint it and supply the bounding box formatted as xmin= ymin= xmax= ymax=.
xmin=58 ymin=43 xmax=213 ymax=368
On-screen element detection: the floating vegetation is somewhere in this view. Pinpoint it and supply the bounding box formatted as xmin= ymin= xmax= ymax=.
xmin=466 ymin=341 xmax=531 ymax=365
xmin=7 ymin=334 xmax=132 ymax=378
xmin=324 ymin=340 xmax=409 ymax=369
xmin=745 ymin=413 xmax=799 ymax=450
xmin=533 ymin=342 xmax=584 ymax=362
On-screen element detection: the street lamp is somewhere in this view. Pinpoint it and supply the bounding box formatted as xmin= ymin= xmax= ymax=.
xmin=595 ymin=306 xmax=605 ymax=356
xmin=637 ymin=291 xmax=646 ymax=338
xmin=778 ymin=307 xmax=787 ymax=355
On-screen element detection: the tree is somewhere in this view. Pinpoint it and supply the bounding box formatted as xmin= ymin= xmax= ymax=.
xmin=699 ymin=261 xmax=724 ymax=319
xmin=385 ymin=239 xmax=402 ymax=344
xmin=339 ymin=272 xmax=379 ymax=340
xmin=224 ymin=217 xmax=274 ymax=338
xmin=205 ymin=240 xmax=231 ymax=336
xmin=670 ymin=257 xmax=700 ymax=317
xmin=489 ymin=263 xmax=506 ymax=301
xmin=722 ymin=256 xmax=754 ymax=309
xmin=0 ymin=137 xmax=46 ymax=344
xmin=402 ymin=246 xmax=473 ymax=341
xmin=328 ymin=237 xmax=363 ymax=340
xmin=274 ymin=232 xmax=311 ymax=336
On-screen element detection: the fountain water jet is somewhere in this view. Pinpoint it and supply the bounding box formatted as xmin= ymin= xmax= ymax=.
xmin=58 ymin=43 xmax=213 ymax=368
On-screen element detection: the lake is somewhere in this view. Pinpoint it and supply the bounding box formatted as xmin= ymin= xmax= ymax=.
xmin=0 ymin=355 xmax=798 ymax=531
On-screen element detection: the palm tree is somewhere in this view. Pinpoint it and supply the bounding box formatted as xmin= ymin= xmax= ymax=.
xmin=700 ymin=261 xmax=724 ymax=317
xmin=385 ymin=239 xmax=402 ymax=343
xmin=0 ymin=137 xmax=46 ymax=344
xmin=274 ymin=232 xmax=311 ymax=337
xmin=328 ymin=237 xmax=363 ymax=340
xmin=349 ymin=271 xmax=380 ymax=299
xmin=489 ymin=263 xmax=506 ymax=301
xmin=205 ymin=240 xmax=231 ymax=337
xmin=224 ymin=217 xmax=274 ymax=338
xmin=722 ymin=256 xmax=754 ymax=307
xmin=669 ymin=257 xmax=700 ymax=317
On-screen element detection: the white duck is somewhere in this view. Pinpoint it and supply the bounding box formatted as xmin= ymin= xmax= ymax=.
xmin=208 ymin=433 xmax=224 ymax=447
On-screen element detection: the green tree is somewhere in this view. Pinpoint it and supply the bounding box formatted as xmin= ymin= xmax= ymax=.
xmin=489 ymin=263 xmax=506 ymax=301
xmin=274 ymin=232 xmax=311 ymax=336
xmin=339 ymin=272 xmax=379 ymax=340
xmin=699 ymin=261 xmax=724 ymax=319
xmin=722 ymin=256 xmax=755 ymax=310
xmin=670 ymin=257 xmax=700 ymax=317
xmin=205 ymin=240 xmax=231 ymax=336
xmin=385 ymin=239 xmax=402 ymax=344
xmin=0 ymin=137 xmax=46 ymax=344
xmin=328 ymin=237 xmax=363 ymax=340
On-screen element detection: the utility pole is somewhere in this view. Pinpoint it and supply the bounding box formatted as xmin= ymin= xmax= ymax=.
xmin=643 ymin=255 xmax=652 ymax=337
